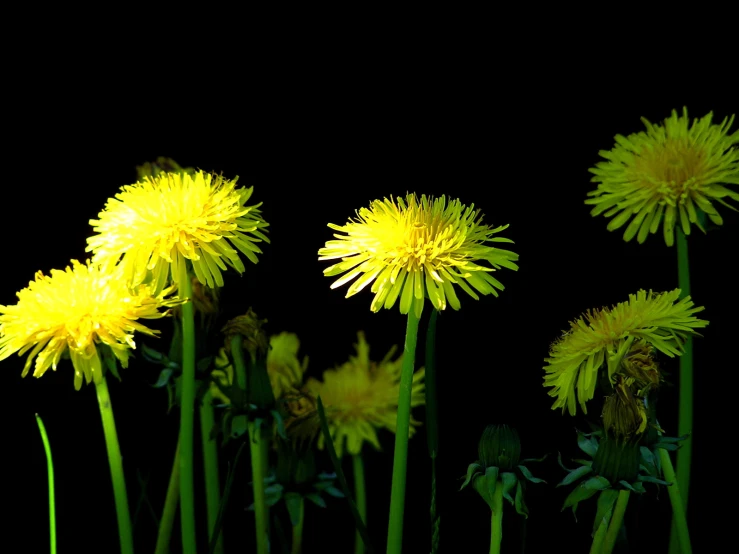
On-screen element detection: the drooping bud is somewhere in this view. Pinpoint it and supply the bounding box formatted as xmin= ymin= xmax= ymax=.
xmin=602 ymin=379 xmax=648 ymax=442
xmin=222 ymin=308 xmax=269 ymax=362
xmin=620 ymin=342 xmax=661 ymax=396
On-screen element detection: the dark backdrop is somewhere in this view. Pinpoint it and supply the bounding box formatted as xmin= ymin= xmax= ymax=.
xmin=1 ymin=60 xmax=735 ymax=554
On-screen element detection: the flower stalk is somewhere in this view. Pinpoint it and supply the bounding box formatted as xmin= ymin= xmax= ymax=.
xmin=96 ymin=375 xmax=134 ymax=554
xmin=177 ymin=262 xmax=197 ymax=554
xmin=386 ymin=308 xmax=421 ymax=554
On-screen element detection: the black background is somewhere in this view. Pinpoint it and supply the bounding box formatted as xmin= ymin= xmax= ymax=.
xmin=1 ymin=52 xmax=736 ymax=554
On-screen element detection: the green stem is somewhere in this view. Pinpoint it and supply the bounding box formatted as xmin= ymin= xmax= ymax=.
xmin=249 ymin=422 xmax=270 ymax=554
xmin=425 ymin=310 xmax=440 ymax=554
xmin=353 ymin=454 xmax=367 ymax=554
xmin=95 ymin=376 xmax=134 ymax=554
xmin=35 ymin=414 xmax=56 ymax=554
xmin=670 ymin=227 xmax=693 ymax=554
xmin=177 ymin=262 xmax=197 ymax=554
xmin=316 ymin=396 xmax=373 ymax=552
xmin=660 ymin=448 xmax=693 ymax=554
xmin=200 ymin=390 xmax=223 ymax=554
xmin=155 ymin=438 xmax=180 ymax=554
xmin=589 ymin=514 xmax=609 ymax=554
xmin=386 ymin=307 xmax=421 ymax=554
xmin=489 ymin=484 xmax=503 ymax=554
xmin=290 ymin=496 xmax=305 ymax=554
xmin=600 ymin=490 xmax=630 ymax=554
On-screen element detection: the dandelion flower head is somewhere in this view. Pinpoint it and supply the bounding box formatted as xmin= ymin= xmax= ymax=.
xmin=318 ymin=193 xmax=518 ymax=317
xmin=0 ymin=259 xmax=181 ymax=389
xmin=543 ymin=289 xmax=707 ymax=416
xmin=586 ymin=107 xmax=739 ymax=246
xmin=303 ymin=331 xmax=425 ymax=457
xmin=87 ymin=170 xmax=269 ymax=292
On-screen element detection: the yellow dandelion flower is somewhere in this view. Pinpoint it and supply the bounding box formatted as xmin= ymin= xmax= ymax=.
xmin=303 ymin=332 xmax=425 ymax=458
xmin=586 ymin=107 xmax=739 ymax=246
xmin=86 ymin=170 xmax=269 ymax=292
xmin=543 ymin=289 xmax=707 ymax=416
xmin=318 ymin=193 xmax=518 ymax=318
xmin=0 ymin=259 xmax=181 ymax=390
xmin=210 ymin=332 xmax=308 ymax=404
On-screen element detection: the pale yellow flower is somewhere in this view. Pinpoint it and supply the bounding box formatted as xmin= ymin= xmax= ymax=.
xmin=543 ymin=289 xmax=707 ymax=415
xmin=586 ymin=107 xmax=739 ymax=246
xmin=304 ymin=332 xmax=425 ymax=458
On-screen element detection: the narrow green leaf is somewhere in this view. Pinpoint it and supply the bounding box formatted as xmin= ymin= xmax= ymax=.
xmin=518 ymin=465 xmax=546 ymax=484
xmin=557 ymin=465 xmax=593 ymax=488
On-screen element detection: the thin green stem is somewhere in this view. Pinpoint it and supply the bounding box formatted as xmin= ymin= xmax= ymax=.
xmin=589 ymin=514 xmax=609 ymax=554
xmin=425 ymin=310 xmax=440 ymax=554
xmin=671 ymin=227 xmax=693 ymax=554
xmin=249 ymin=422 xmax=270 ymax=554
xmin=208 ymin=441 xmax=248 ymax=554
xmin=316 ymin=396 xmax=373 ymax=552
xmin=660 ymin=448 xmax=693 ymax=554
xmin=96 ymin=376 xmax=134 ymax=554
xmin=200 ymin=390 xmax=223 ymax=554
xmin=155 ymin=438 xmax=181 ymax=554
xmin=386 ymin=307 xmax=421 ymax=554
xmin=290 ymin=496 xmax=305 ymax=554
xmin=600 ymin=490 xmax=630 ymax=554
xmin=353 ymin=454 xmax=367 ymax=554
xmin=489 ymin=484 xmax=503 ymax=554
xmin=35 ymin=414 xmax=56 ymax=554
xmin=177 ymin=262 xmax=197 ymax=554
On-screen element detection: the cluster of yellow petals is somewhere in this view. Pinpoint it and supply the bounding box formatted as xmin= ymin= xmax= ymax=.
xmin=543 ymin=289 xmax=707 ymax=416
xmin=319 ymin=193 xmax=518 ymax=317
xmin=0 ymin=260 xmax=181 ymax=389
xmin=87 ymin=170 xmax=269 ymax=292
xmin=587 ymin=107 xmax=739 ymax=246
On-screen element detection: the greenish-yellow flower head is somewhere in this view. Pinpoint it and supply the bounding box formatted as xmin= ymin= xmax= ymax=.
xmin=586 ymin=107 xmax=739 ymax=246
xmin=543 ymin=289 xmax=707 ymax=416
xmin=318 ymin=193 xmax=518 ymax=317
xmin=0 ymin=259 xmax=181 ymax=389
xmin=303 ymin=331 xmax=425 ymax=458
xmin=86 ymin=171 xmax=269 ymax=292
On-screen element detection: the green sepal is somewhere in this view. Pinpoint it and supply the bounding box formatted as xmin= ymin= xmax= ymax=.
xmin=618 ymin=480 xmax=646 ymax=494
xmin=323 ymin=486 xmax=344 ymax=498
xmin=197 ymin=355 xmax=215 ymax=373
xmin=558 ymin=452 xmax=576 ymax=472
xmin=592 ymin=489 xmax=618 ymax=535
xmin=153 ymin=369 xmax=174 ymax=388
xmin=637 ymin=475 xmax=670 ymax=486
xmin=272 ymin=409 xmax=287 ymax=439
xmin=557 ymin=465 xmax=593 ymax=487
xmin=230 ymin=415 xmax=248 ymax=439
xmin=100 ymin=344 xmax=122 ymax=381
xmin=514 ymin=481 xmax=529 ymax=518
xmin=460 ymin=462 xmax=484 ymax=490
xmin=284 ymin=492 xmax=303 ymax=526
xmin=168 ymin=318 xmax=183 ymax=364
xmin=562 ymin=476 xmax=610 ymax=520
xmin=577 ymin=432 xmax=598 ymax=457
xmin=572 ymin=459 xmax=593 ymax=467
xmin=500 ymin=472 xmax=518 ymax=504
xmin=518 ymin=464 xmax=546 ymax=484
xmin=306 ymin=492 xmax=327 ymax=508
xmin=521 ymin=454 xmax=548 ymax=464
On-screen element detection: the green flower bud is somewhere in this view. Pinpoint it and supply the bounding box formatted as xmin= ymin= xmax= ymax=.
xmin=478 ymin=424 xmax=521 ymax=471
xmin=592 ymin=436 xmax=640 ymax=484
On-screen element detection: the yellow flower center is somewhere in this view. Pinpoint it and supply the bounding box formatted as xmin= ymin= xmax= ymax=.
xmin=633 ymin=139 xmax=707 ymax=199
